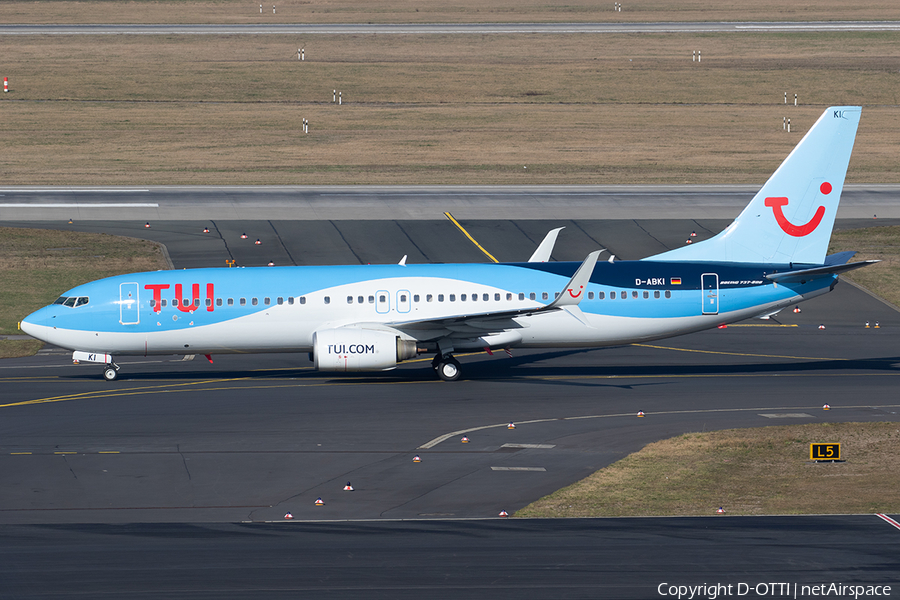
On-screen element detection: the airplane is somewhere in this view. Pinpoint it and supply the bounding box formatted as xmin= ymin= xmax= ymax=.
xmin=20 ymin=106 xmax=876 ymax=382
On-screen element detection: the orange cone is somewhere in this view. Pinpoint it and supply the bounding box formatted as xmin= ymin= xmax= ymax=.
xmin=507 ymin=422 xmax=516 ymax=430
xmin=823 ymin=404 xmax=830 ymax=410
xmin=499 ymin=510 xmax=509 ymax=517
xmin=716 ymin=507 xmax=725 ymax=514
xmin=461 ymin=436 xmax=469 ymax=443
xmin=413 ymin=455 xmax=421 ymax=462
xmin=637 ymin=411 xmax=645 ymax=417
xmin=315 ymin=497 xmax=324 ymax=506
xmin=793 ymin=306 xmax=801 ymax=313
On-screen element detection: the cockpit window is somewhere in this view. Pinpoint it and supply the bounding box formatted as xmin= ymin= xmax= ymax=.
xmin=54 ymin=296 xmax=89 ymax=307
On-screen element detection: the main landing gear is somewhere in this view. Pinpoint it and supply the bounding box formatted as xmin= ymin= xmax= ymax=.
xmin=432 ymin=354 xmax=461 ymax=382
xmin=102 ymin=362 xmax=120 ymax=381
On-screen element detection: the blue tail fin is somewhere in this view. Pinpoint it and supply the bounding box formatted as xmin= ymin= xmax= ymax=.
xmin=647 ymin=106 xmax=861 ymax=265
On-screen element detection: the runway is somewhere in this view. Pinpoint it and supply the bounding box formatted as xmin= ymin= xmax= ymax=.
xmin=3 ymin=22 xmax=900 ymax=35
xmin=2 ymin=190 xmax=899 ymax=597
xmin=2 ymin=185 xmax=899 ymax=222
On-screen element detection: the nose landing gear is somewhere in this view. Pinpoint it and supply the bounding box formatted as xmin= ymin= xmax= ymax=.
xmin=102 ymin=362 xmax=120 ymax=381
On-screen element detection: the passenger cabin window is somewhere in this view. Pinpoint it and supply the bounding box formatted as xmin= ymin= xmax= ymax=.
xmin=632 ymin=291 xmax=638 ymax=299
xmin=620 ymin=292 xmax=626 ymax=300
xmin=588 ymin=291 xmax=594 ymax=300
xmin=519 ymin=293 xmax=525 ymax=301
xmin=227 ymin=298 xmax=234 ymax=306
xmin=654 ymin=291 xmax=660 ymax=299
xmin=449 ymin=294 xmax=456 ymax=302
xmin=324 ymin=296 xmax=330 ymax=304
xmin=461 ymin=294 xmax=467 ymax=301
xmin=426 ymin=294 xmax=433 ymax=302
xmin=643 ymin=291 xmax=649 ymax=299
xmin=379 ymin=294 xmax=386 ymax=303
xmin=161 ymin=299 xmax=168 ymax=307
xmin=438 ymin=294 xmax=444 ymax=302
xmin=206 ymin=298 xmax=212 ymax=307
xmin=368 ymin=296 xmax=374 ymax=304
xmin=414 ymin=294 xmax=420 ymax=302
xmin=264 ymin=297 xmax=270 ymax=305
xmin=287 ymin=297 xmax=294 ymax=305
xmin=216 ymin=298 xmax=223 ymax=306
xmin=347 ymin=296 xmax=354 ymax=304
xmin=400 ymin=294 xmax=407 ymax=303
xmin=529 ymin=293 xmax=536 ymax=300
xmin=358 ymin=296 xmax=364 ymax=304
xmin=277 ymin=297 xmax=284 ymax=305
xmin=542 ymin=292 xmax=549 ymax=300
xmin=485 ymin=294 xmax=491 ymax=301
xmin=665 ymin=291 xmax=672 ymax=298
xmin=299 ymin=296 xmax=307 ymax=305
xmin=240 ymin=298 xmax=247 ymax=306
xmin=610 ymin=292 xmax=616 ymax=299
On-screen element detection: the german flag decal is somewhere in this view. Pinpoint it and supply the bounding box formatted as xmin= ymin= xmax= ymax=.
xmin=671 ymin=277 xmax=682 ymax=285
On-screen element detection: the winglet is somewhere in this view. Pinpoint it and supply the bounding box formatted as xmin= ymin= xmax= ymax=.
xmin=398 ymin=255 xmax=408 ymax=266
xmin=528 ymin=227 xmax=565 ymax=262
xmin=546 ymin=250 xmax=601 ymax=309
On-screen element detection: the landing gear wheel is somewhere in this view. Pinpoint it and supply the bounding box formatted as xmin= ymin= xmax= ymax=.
xmin=437 ymin=358 xmax=461 ymax=382
xmin=102 ymin=365 xmax=118 ymax=381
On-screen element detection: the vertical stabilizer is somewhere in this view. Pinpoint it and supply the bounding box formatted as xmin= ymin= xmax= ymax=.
xmin=647 ymin=106 xmax=861 ymax=265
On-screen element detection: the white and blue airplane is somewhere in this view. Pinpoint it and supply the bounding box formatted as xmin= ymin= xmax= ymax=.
xmin=21 ymin=106 xmax=875 ymax=381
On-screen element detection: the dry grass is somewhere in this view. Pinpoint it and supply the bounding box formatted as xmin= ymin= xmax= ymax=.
xmin=517 ymin=422 xmax=900 ymax=517
xmin=831 ymin=226 xmax=900 ymax=309
xmin=1 ymin=33 xmax=899 ymax=185
xmin=0 ymin=339 xmax=44 ymax=359
xmin=0 ymin=227 xmax=169 ymax=336
xmin=1 ymin=0 xmax=899 ymax=24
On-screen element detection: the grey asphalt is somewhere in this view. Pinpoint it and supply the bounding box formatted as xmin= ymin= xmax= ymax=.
xmin=2 ymin=185 xmax=899 ymax=222
xmin=2 ymin=202 xmax=899 ymax=597
xmin=2 ymin=517 xmax=899 ymax=599
xmin=3 ymin=22 xmax=900 ymax=35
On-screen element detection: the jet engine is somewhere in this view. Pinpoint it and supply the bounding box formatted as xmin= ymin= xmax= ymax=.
xmin=313 ymin=328 xmax=418 ymax=371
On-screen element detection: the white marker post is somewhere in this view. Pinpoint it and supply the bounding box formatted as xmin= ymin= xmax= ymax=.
xmin=260 ymin=4 xmax=262 ymax=13
xmin=692 ymin=51 xmax=695 ymax=62
xmin=301 ymin=48 xmax=304 ymax=61
xmin=339 ymin=91 xmax=342 ymax=105
xmin=273 ymin=5 xmax=276 ymax=14
xmin=333 ymin=89 xmax=336 ymax=103
xmin=783 ymin=116 xmax=786 ymax=131
xmin=698 ymin=50 xmax=701 ymax=63
xmin=784 ymin=92 xmax=787 ymax=104
xmin=794 ymin=93 xmax=797 ymax=106
xmin=787 ymin=118 xmax=791 ymax=133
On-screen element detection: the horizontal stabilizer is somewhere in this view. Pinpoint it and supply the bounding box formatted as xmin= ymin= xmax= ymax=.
xmin=765 ymin=260 xmax=879 ymax=283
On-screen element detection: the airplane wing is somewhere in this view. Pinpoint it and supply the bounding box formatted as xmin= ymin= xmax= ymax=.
xmin=386 ymin=250 xmax=601 ymax=338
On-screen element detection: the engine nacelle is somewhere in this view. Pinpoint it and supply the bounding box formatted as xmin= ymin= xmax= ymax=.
xmin=313 ymin=328 xmax=418 ymax=372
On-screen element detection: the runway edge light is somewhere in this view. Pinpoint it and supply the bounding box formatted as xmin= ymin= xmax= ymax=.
xmin=315 ymin=497 xmax=324 ymax=506
xmin=344 ymin=482 xmax=354 ymax=491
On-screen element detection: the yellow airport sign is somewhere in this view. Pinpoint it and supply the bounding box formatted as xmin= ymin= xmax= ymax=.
xmin=810 ymin=443 xmax=841 ymax=461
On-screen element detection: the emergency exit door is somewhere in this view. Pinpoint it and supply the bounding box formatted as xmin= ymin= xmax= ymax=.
xmin=701 ymin=273 xmax=719 ymax=315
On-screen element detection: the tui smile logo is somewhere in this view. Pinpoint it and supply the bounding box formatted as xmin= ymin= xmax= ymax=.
xmin=764 ymin=182 xmax=831 ymax=237
xmin=567 ymin=285 xmax=583 ymax=299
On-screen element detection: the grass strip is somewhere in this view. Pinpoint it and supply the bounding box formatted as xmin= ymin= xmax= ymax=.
xmin=517 ymin=422 xmax=900 ymax=517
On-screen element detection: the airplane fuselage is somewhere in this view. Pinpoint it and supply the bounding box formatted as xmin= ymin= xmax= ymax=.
xmin=22 ymin=260 xmax=832 ymax=358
